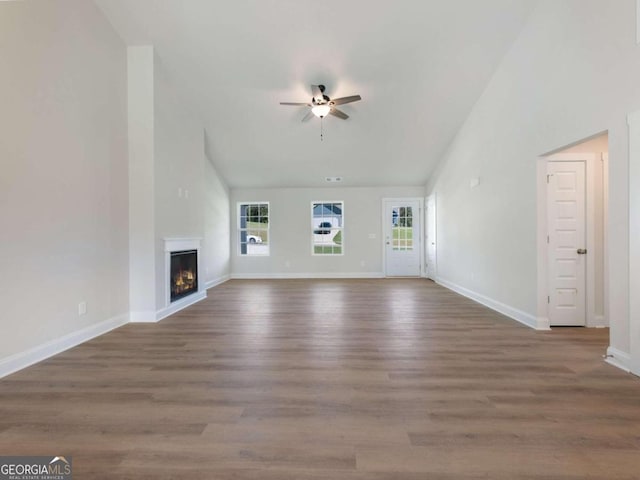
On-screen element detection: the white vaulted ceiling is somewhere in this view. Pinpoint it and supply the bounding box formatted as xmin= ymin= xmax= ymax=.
xmin=94 ymin=0 xmax=537 ymax=188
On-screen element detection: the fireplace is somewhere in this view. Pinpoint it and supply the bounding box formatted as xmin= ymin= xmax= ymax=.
xmin=170 ymin=250 xmax=198 ymax=302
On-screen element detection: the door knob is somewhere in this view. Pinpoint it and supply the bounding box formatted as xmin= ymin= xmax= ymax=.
xmin=577 ymin=248 xmax=587 ymax=255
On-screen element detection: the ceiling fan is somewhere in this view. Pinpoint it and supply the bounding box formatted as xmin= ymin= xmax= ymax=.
xmin=280 ymin=84 xmax=362 ymax=122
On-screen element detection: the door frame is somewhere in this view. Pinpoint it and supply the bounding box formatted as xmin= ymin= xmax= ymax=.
xmin=628 ymin=110 xmax=640 ymax=376
xmin=381 ymin=197 xmax=424 ymax=277
xmin=424 ymin=193 xmax=437 ymax=280
xmin=536 ymin=153 xmax=604 ymax=329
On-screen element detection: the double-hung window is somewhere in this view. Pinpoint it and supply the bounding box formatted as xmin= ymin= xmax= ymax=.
xmin=238 ymin=202 xmax=269 ymax=255
xmin=311 ymin=201 xmax=343 ymax=255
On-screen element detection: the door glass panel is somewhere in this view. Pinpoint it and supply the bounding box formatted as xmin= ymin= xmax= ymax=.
xmin=391 ymin=206 xmax=413 ymax=251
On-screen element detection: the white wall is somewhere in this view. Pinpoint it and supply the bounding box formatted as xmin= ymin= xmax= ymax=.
xmin=128 ymin=52 xmax=231 ymax=315
xmin=0 ymin=1 xmax=231 ymax=374
xmin=128 ymin=45 xmax=156 ymax=321
xmin=153 ymin=62 xmax=207 ymax=310
xmin=426 ymin=0 xmax=640 ymax=358
xmin=203 ymin=156 xmax=231 ymax=287
xmin=230 ymin=186 xmax=424 ymax=277
xmin=0 ymin=1 xmax=129 ymax=366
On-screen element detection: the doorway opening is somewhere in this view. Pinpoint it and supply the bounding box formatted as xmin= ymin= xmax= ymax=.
xmin=537 ymin=132 xmax=608 ymax=330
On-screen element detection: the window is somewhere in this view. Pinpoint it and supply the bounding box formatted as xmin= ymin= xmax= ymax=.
xmin=238 ymin=202 xmax=269 ymax=255
xmin=312 ymin=201 xmax=343 ymax=255
xmin=391 ymin=206 xmax=413 ymax=251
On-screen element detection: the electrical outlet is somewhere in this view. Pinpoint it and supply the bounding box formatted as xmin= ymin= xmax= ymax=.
xmin=78 ymin=301 xmax=87 ymax=316
xmin=368 ymin=233 xmax=376 ymax=239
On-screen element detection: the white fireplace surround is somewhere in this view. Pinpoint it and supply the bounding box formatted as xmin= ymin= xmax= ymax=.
xmin=159 ymin=237 xmax=207 ymax=321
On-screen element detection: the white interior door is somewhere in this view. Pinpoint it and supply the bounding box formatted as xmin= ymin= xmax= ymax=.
xmin=384 ymin=199 xmax=421 ymax=277
xmin=426 ymin=194 xmax=437 ymax=280
xmin=547 ymin=161 xmax=586 ymax=326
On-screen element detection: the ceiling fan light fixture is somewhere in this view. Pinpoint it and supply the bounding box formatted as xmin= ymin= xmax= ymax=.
xmin=311 ymin=104 xmax=331 ymax=118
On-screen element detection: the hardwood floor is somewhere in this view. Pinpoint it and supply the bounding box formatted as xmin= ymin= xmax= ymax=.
xmin=1 ymin=279 xmax=639 ymax=479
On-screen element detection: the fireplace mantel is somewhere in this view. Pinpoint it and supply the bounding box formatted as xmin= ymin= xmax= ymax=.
xmin=164 ymin=237 xmax=202 ymax=253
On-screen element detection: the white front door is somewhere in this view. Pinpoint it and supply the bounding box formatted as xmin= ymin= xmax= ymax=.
xmin=547 ymin=161 xmax=586 ymax=326
xmin=425 ymin=194 xmax=437 ymax=280
xmin=384 ymin=199 xmax=421 ymax=277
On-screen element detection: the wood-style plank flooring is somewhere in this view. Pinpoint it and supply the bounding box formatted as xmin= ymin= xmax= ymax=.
xmin=1 ymin=279 xmax=639 ymax=479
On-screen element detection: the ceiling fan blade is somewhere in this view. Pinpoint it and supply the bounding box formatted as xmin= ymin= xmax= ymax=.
xmin=280 ymin=102 xmax=312 ymax=106
xmin=329 ymin=107 xmax=349 ymax=120
xmin=301 ymin=110 xmax=314 ymax=122
xmin=311 ymin=85 xmax=323 ymax=102
xmin=331 ymin=95 xmax=362 ymax=106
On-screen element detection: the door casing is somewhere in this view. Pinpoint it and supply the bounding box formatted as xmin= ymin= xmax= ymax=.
xmin=425 ymin=194 xmax=437 ymax=280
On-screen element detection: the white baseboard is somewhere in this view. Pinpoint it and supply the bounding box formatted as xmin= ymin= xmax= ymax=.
xmin=130 ymin=290 xmax=209 ymax=324
xmin=230 ymin=272 xmax=385 ymax=280
xmin=129 ymin=310 xmax=157 ymax=323
xmin=590 ymin=314 xmax=607 ymax=328
xmin=605 ymin=346 xmax=631 ymax=372
xmin=205 ymin=274 xmax=230 ymax=290
xmin=0 ymin=313 xmax=129 ymax=379
xmin=155 ymin=290 xmax=207 ymax=322
xmin=536 ymin=316 xmax=551 ymax=330
xmin=436 ymin=278 xmax=543 ymax=330
xmin=2 ymin=287 xmax=210 ymax=377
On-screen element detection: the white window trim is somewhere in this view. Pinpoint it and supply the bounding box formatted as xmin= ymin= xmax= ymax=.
xmin=237 ymin=201 xmax=270 ymax=256
xmin=311 ymin=200 xmax=344 ymax=256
